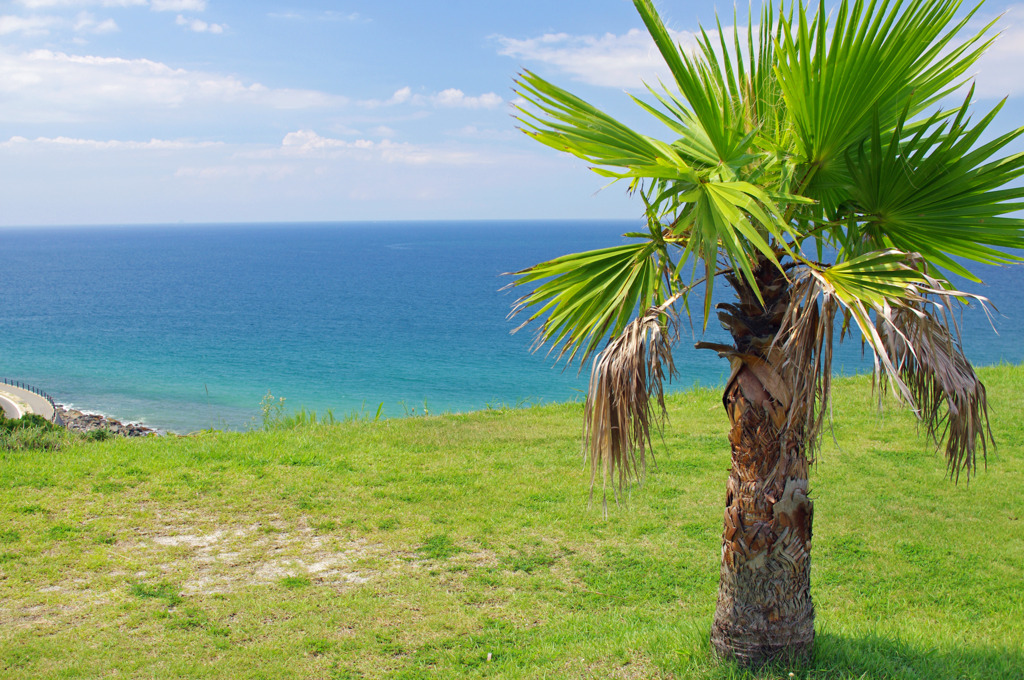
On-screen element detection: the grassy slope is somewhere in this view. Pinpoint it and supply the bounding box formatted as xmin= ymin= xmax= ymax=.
xmin=0 ymin=366 xmax=1021 ymax=679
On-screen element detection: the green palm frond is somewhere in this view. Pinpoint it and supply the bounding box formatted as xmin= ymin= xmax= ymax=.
xmin=775 ymin=0 xmax=995 ymax=208
xmin=672 ymin=180 xmax=795 ymax=322
xmin=813 ymin=250 xmax=929 ymax=386
xmin=633 ymin=0 xmax=759 ymax=164
xmin=507 ymin=240 xmax=670 ymax=366
xmin=508 ymin=0 xmax=1023 ymax=489
xmin=844 ymin=94 xmax=1024 ymax=281
xmin=515 ymin=71 xmax=698 ymax=185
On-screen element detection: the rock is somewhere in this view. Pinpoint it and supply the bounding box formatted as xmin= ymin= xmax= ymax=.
xmin=53 ymin=404 xmax=157 ymax=437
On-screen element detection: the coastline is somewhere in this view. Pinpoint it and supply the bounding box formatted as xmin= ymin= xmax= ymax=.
xmin=54 ymin=403 xmax=157 ymax=437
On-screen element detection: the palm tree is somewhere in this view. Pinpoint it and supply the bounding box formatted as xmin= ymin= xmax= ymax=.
xmin=508 ymin=0 xmax=1024 ymax=665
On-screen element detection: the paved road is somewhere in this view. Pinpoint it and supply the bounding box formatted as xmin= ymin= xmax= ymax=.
xmin=0 ymin=383 xmax=56 ymax=421
xmin=0 ymin=393 xmax=21 ymax=419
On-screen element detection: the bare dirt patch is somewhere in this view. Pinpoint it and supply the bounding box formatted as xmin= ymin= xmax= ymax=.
xmin=138 ymin=522 xmax=380 ymax=595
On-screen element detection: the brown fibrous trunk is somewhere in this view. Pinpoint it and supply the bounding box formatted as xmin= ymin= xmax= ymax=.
xmin=709 ymin=263 xmax=815 ymax=665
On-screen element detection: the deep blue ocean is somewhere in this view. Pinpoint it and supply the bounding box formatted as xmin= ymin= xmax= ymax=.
xmin=1 ymin=220 xmax=1020 ymax=432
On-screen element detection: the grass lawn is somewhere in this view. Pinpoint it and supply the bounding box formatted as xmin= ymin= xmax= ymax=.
xmin=1 ymin=365 xmax=1021 ymax=679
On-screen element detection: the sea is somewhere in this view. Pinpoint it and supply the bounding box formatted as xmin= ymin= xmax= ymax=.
xmin=0 ymin=220 xmax=1020 ymax=433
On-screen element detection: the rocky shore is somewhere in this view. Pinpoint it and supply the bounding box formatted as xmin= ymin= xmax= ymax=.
xmin=55 ymin=405 xmax=157 ymax=437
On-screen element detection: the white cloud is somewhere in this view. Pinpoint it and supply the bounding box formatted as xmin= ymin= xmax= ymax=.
xmin=74 ymin=11 xmax=118 ymax=33
xmin=359 ymin=86 xmax=503 ymax=109
xmin=359 ymin=86 xmax=411 ymax=108
xmin=0 ymin=14 xmax=61 ymax=35
xmin=276 ymin=129 xmax=489 ymax=165
xmin=175 ymin=14 xmax=223 ymax=33
xmin=0 ymin=48 xmax=346 ymax=122
xmin=16 ymin=0 xmax=146 ymax=7
xmin=496 ymin=28 xmax=684 ymax=89
xmin=151 ymin=0 xmax=205 ymax=11
xmin=499 ymin=5 xmax=1024 ymax=97
xmin=267 ymin=10 xmax=364 ymax=22
xmin=432 ymin=88 xmax=503 ymax=109
xmin=2 ymin=135 xmax=222 ymax=149
xmin=969 ymin=7 xmax=1024 ymax=97
xmin=281 ymin=129 xmax=373 ymax=151
xmin=174 ymin=164 xmax=297 ymax=181
xmin=321 ymin=10 xmax=362 ymax=22
xmin=1 ymin=11 xmax=118 ymax=35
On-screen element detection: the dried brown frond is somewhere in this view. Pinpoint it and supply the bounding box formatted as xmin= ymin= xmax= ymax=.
xmin=777 ymin=264 xmax=993 ymax=481
xmin=876 ymin=288 xmax=993 ymax=482
xmin=774 ymin=269 xmax=840 ymax=456
xmin=584 ymin=301 xmax=678 ymax=510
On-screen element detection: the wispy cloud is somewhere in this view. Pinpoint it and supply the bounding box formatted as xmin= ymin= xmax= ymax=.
xmin=267 ymin=10 xmax=364 ymax=22
xmin=175 ymin=14 xmax=223 ymax=33
xmin=276 ymin=129 xmax=490 ymax=165
xmin=174 ymin=164 xmax=297 ymax=181
xmin=498 ymin=10 xmax=1024 ymax=98
xmin=1 ymin=11 xmax=117 ymax=36
xmin=968 ymin=5 xmax=1024 ymax=97
xmin=359 ymin=86 xmax=503 ymax=110
xmin=151 ymin=0 xmax=205 ymax=11
xmin=495 ymin=28 xmax=683 ymax=89
xmin=15 ymin=0 xmax=145 ymax=7
xmin=2 ymin=135 xmax=222 ymax=149
xmin=74 ymin=11 xmax=118 ymax=33
xmin=0 ymin=48 xmax=347 ymax=122
xmin=0 ymin=14 xmax=61 ymax=35
xmin=13 ymin=0 xmax=206 ymax=11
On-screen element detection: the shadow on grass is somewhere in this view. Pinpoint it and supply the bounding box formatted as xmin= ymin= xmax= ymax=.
xmin=661 ymin=628 xmax=1023 ymax=680
xmin=807 ymin=631 xmax=1024 ymax=680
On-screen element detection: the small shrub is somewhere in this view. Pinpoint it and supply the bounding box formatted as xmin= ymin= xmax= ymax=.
xmin=0 ymin=424 xmax=74 ymax=451
xmin=0 ymin=414 xmax=58 ymax=433
xmin=85 ymin=428 xmax=113 ymax=442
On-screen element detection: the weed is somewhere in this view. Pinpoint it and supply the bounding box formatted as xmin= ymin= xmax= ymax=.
xmin=94 ymin=531 xmax=116 ymax=545
xmin=46 ymin=524 xmax=81 ymax=541
xmin=280 ymin=575 xmax=311 ymax=589
xmin=311 ymin=520 xmax=338 ymax=532
xmin=502 ymin=547 xmax=558 ymax=574
xmin=259 ymin=390 xmax=288 ymax=430
xmin=417 ymin=534 xmax=464 ymax=561
xmin=129 ymin=581 xmax=183 ymax=607
xmin=92 ymin=481 xmax=125 ymax=494
xmin=304 ymin=637 xmax=336 ymax=656
xmin=15 ymin=505 xmax=47 ymax=515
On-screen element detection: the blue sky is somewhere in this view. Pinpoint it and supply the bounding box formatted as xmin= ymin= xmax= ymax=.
xmin=1 ymin=0 xmax=1021 ymax=226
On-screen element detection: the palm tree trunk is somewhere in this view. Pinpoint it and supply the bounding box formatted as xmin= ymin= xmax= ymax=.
xmin=709 ymin=264 xmax=815 ymax=665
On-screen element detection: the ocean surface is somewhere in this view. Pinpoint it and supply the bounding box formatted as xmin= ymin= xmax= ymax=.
xmin=0 ymin=220 xmax=1020 ymax=433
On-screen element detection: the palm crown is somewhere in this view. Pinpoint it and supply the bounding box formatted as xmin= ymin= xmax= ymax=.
xmin=510 ymin=0 xmax=1024 ymax=491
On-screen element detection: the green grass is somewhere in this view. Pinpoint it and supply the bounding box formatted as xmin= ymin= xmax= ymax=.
xmin=0 ymin=365 xmax=1022 ymax=679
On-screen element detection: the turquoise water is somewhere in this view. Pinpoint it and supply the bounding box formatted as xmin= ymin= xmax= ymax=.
xmin=0 ymin=221 xmax=1020 ymax=432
